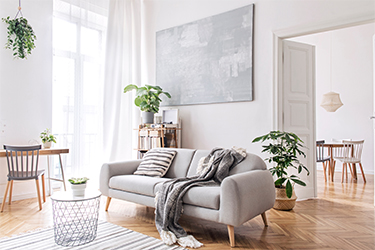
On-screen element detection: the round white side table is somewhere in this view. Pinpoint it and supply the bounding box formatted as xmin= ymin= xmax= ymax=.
xmin=51 ymin=190 xmax=101 ymax=247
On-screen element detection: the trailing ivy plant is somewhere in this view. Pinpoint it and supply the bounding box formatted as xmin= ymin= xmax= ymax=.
xmin=252 ymin=131 xmax=310 ymax=198
xmin=2 ymin=16 xmax=36 ymax=59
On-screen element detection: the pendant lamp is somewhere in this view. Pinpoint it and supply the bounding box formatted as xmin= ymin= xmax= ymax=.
xmin=320 ymin=91 xmax=343 ymax=112
xmin=320 ymin=34 xmax=343 ymax=112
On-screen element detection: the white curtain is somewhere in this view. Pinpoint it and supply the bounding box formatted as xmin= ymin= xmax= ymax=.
xmin=52 ymin=0 xmax=109 ymax=184
xmin=103 ymin=0 xmax=142 ymax=162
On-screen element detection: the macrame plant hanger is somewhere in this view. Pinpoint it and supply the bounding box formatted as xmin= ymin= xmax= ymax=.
xmin=15 ymin=0 xmax=23 ymax=19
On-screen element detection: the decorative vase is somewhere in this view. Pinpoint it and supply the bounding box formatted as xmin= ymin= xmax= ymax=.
xmin=273 ymin=187 xmax=297 ymax=211
xmin=71 ymin=183 xmax=87 ymax=196
xmin=142 ymin=112 xmax=154 ymax=124
xmin=43 ymin=141 xmax=52 ymax=149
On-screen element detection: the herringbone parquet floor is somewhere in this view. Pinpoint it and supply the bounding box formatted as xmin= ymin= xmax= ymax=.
xmin=0 ymin=171 xmax=373 ymax=249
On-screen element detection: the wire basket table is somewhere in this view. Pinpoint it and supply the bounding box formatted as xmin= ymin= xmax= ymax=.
xmin=51 ymin=190 xmax=101 ymax=247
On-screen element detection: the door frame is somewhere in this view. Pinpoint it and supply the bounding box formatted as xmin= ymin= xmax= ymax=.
xmin=273 ymin=14 xmax=375 ymax=199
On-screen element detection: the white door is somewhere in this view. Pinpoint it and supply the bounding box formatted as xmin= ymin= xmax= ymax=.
xmin=282 ymin=40 xmax=316 ymax=199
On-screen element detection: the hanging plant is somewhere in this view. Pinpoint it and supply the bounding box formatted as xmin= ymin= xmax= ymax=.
xmin=2 ymin=16 xmax=36 ymax=59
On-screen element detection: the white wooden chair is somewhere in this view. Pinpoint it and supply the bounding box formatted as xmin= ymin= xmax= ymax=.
xmin=333 ymin=140 xmax=365 ymax=183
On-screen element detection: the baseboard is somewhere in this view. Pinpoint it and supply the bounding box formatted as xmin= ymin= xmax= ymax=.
xmin=316 ymin=166 xmax=374 ymax=175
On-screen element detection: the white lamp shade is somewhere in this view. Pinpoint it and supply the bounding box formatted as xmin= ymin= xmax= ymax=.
xmin=320 ymin=91 xmax=343 ymax=112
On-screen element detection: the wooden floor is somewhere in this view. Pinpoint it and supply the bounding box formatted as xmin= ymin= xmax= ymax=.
xmin=0 ymin=171 xmax=374 ymax=249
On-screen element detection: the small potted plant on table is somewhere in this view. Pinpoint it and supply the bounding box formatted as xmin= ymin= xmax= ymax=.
xmin=40 ymin=128 xmax=57 ymax=149
xmin=252 ymin=131 xmax=310 ymax=210
xmin=68 ymin=177 xmax=89 ymax=196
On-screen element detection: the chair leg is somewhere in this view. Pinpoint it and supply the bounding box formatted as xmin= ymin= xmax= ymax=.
xmin=358 ymin=163 xmax=366 ymax=183
xmin=332 ymin=160 xmax=336 ymax=182
xmin=341 ymin=163 xmax=345 ymax=183
xmin=35 ymin=179 xmax=42 ymax=211
xmin=261 ymin=212 xmax=268 ymax=227
xmin=1 ymin=181 xmax=11 ymax=212
xmin=322 ymin=162 xmax=329 ymax=182
xmin=227 ymin=225 xmax=235 ymax=247
xmin=105 ymin=197 xmax=112 ymax=211
xmin=345 ymin=163 xmax=348 ymax=181
xmin=41 ymin=174 xmax=46 ymax=203
xmin=8 ymin=180 xmax=14 ymax=205
xmin=348 ymin=163 xmax=354 ymax=178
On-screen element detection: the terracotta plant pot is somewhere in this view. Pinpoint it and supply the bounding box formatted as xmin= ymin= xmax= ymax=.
xmin=273 ymin=187 xmax=297 ymax=211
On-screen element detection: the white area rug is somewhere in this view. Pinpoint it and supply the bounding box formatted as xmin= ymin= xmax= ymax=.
xmin=0 ymin=220 xmax=186 ymax=249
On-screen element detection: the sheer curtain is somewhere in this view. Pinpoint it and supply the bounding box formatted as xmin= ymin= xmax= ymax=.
xmin=103 ymin=0 xmax=142 ymax=162
xmin=52 ymin=0 xmax=109 ymax=184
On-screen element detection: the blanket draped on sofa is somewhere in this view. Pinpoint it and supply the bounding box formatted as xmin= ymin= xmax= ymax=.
xmin=155 ymin=147 xmax=246 ymax=248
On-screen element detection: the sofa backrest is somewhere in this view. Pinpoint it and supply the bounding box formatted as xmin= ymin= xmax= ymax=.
xmin=186 ymin=149 xmax=267 ymax=177
xmin=162 ymin=148 xmax=196 ymax=178
xmin=186 ymin=150 xmax=210 ymax=177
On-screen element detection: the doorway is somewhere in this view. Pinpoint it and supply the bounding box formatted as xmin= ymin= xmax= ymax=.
xmin=274 ymin=20 xmax=375 ymax=201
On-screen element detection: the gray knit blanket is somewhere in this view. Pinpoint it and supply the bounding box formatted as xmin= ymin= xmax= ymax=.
xmin=155 ymin=147 xmax=246 ymax=248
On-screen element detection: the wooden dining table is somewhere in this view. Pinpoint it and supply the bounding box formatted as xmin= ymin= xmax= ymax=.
xmin=322 ymin=141 xmax=357 ymax=181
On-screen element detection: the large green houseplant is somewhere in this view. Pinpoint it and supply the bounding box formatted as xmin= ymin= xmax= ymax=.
xmin=123 ymin=84 xmax=171 ymax=123
xmin=252 ymin=131 xmax=310 ymax=210
xmin=2 ymin=16 xmax=36 ymax=59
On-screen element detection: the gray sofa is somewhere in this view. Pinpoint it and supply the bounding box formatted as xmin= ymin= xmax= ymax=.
xmin=100 ymin=148 xmax=275 ymax=247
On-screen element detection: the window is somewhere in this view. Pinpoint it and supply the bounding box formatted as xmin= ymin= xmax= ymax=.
xmin=52 ymin=0 xmax=108 ymax=183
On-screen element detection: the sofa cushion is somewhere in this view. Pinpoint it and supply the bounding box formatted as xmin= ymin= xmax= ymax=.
xmin=187 ymin=150 xmax=267 ymax=177
xmin=186 ymin=150 xmax=211 ymax=177
xmin=183 ymin=186 xmax=221 ymax=210
xmin=162 ymin=148 xmax=196 ymax=178
xmin=155 ymin=182 xmax=220 ymax=210
xmin=109 ymin=175 xmax=171 ymax=197
xmin=134 ymin=149 xmax=177 ymax=177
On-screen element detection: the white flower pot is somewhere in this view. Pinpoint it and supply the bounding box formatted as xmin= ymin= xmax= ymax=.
xmin=43 ymin=141 xmax=52 ymax=149
xmin=71 ymin=183 xmax=87 ymax=196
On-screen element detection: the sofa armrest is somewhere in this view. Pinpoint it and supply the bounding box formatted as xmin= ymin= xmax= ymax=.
xmin=219 ymin=170 xmax=275 ymax=226
xmin=99 ymin=160 xmax=142 ymax=196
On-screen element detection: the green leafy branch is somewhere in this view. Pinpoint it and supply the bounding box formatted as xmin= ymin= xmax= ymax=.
xmin=252 ymin=131 xmax=310 ymax=198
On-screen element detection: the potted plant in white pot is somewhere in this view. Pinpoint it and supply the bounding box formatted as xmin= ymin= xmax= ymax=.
xmin=123 ymin=84 xmax=171 ymax=124
xmin=68 ymin=177 xmax=89 ymax=196
xmin=40 ymin=128 xmax=57 ymax=149
xmin=252 ymin=131 xmax=310 ymax=210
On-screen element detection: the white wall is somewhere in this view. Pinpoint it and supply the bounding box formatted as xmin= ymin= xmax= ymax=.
xmin=290 ymin=23 xmax=375 ymax=174
xmin=143 ymin=0 xmax=375 ymax=158
xmin=0 ymin=0 xmax=52 ymax=201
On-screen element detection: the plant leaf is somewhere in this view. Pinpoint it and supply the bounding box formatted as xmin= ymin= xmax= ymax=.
xmin=291 ymin=178 xmax=306 ymax=186
xmin=123 ymin=84 xmax=138 ymax=93
xmin=286 ymin=180 xmax=293 ymax=198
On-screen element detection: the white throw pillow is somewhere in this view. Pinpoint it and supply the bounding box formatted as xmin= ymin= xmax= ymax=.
xmin=133 ymin=149 xmax=177 ymax=177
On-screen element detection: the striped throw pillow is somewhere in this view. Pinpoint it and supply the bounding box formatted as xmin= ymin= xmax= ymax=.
xmin=133 ymin=149 xmax=177 ymax=177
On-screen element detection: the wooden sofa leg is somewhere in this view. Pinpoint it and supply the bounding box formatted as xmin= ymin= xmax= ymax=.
xmin=227 ymin=225 xmax=235 ymax=247
xmin=261 ymin=212 xmax=268 ymax=227
xmin=105 ymin=197 xmax=112 ymax=211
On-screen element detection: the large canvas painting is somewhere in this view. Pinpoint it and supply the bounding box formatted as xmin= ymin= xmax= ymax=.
xmin=156 ymin=4 xmax=254 ymax=106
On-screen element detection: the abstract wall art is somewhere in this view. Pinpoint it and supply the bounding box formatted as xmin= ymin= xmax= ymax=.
xmin=156 ymin=4 xmax=254 ymax=106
